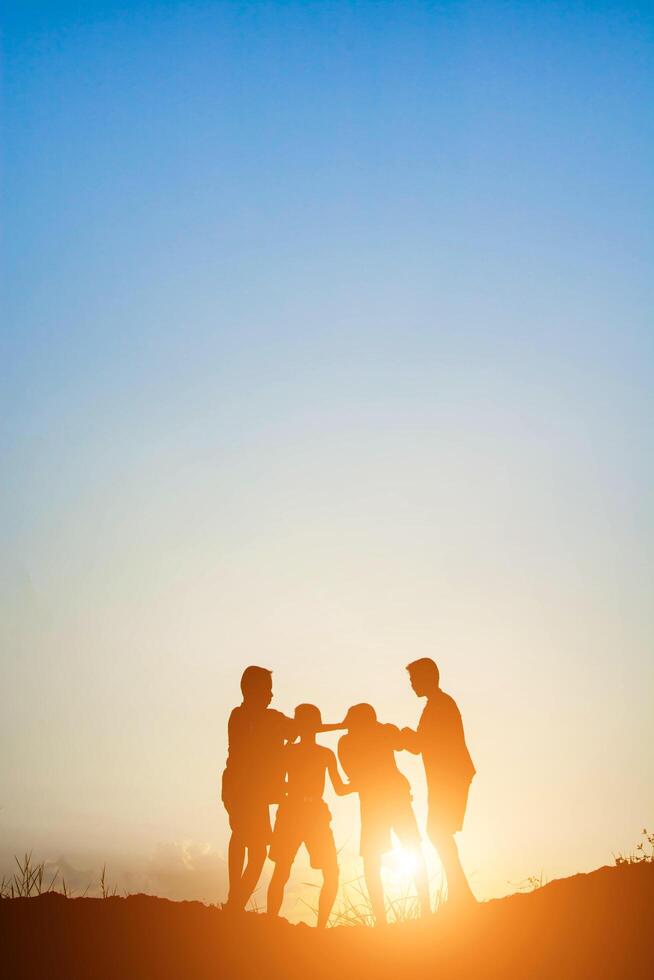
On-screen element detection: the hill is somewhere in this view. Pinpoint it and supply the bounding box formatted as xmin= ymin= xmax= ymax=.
xmin=2 ymin=861 xmax=652 ymax=980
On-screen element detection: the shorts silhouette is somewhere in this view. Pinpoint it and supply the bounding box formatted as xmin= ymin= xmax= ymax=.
xmin=359 ymin=789 xmax=421 ymax=858
xmin=222 ymin=770 xmax=273 ymax=848
xmin=427 ymin=781 xmax=471 ymax=836
xmin=270 ymin=798 xmax=337 ymax=869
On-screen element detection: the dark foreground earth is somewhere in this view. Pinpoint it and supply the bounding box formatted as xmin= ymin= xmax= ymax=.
xmin=2 ymin=862 xmax=653 ymax=980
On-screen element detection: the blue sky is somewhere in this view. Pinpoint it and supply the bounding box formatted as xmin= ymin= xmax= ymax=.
xmin=2 ymin=1 xmax=653 ymax=914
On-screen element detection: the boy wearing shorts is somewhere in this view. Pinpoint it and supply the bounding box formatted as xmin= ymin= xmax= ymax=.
xmin=267 ymin=703 xmax=351 ymax=927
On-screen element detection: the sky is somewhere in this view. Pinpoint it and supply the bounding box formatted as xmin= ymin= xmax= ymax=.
xmin=1 ymin=0 xmax=653 ymax=919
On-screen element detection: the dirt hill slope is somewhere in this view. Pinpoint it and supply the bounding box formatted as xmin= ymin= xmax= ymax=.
xmin=2 ymin=862 xmax=652 ymax=980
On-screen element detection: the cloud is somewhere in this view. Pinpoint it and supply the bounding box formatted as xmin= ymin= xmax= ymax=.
xmin=142 ymin=840 xmax=228 ymax=903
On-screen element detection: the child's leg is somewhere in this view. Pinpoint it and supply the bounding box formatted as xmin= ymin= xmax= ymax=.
xmin=317 ymin=858 xmax=339 ymax=928
xmin=363 ymin=854 xmax=386 ymax=925
xmin=267 ymin=858 xmax=293 ymax=917
xmin=239 ymin=844 xmax=267 ymax=909
xmin=396 ymin=800 xmax=431 ymax=915
xmin=412 ymin=846 xmax=431 ymax=915
xmin=227 ymin=832 xmax=246 ymax=906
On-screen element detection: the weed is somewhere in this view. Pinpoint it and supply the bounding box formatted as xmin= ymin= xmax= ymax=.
xmin=0 ymin=855 xmax=120 ymax=900
xmin=100 ymin=864 xmax=119 ymax=898
xmin=615 ymin=828 xmax=654 ymax=866
xmin=509 ymin=871 xmax=548 ymax=892
xmin=0 ymin=853 xmax=59 ymax=899
xmin=298 ymin=873 xmax=445 ymax=928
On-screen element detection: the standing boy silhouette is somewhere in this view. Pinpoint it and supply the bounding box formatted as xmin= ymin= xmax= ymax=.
xmin=338 ymin=703 xmax=430 ymax=925
xmin=222 ymin=666 xmax=295 ymax=911
xmin=267 ymin=704 xmax=351 ymax=927
xmin=402 ymin=658 xmax=476 ymax=908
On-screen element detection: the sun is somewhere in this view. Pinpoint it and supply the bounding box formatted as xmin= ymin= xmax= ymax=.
xmin=385 ymin=844 xmax=418 ymax=884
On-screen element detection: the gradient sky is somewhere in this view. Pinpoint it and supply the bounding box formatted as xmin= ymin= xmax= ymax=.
xmin=2 ymin=0 xmax=653 ymax=918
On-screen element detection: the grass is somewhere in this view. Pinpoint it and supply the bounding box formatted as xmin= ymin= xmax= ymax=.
xmin=615 ymin=828 xmax=654 ymax=866
xmin=3 ymin=857 xmax=652 ymax=980
xmin=297 ymin=872 xmax=446 ymax=927
xmin=0 ymin=853 xmax=120 ymax=900
xmin=0 ymin=853 xmax=61 ymax=900
xmin=509 ymin=871 xmax=548 ymax=892
xmin=3 ymin=829 xmax=651 ymax=918
xmin=0 ymin=853 xmax=438 ymax=927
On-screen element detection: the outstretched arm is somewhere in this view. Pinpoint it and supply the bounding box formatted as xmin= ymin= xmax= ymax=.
xmin=399 ymin=726 xmax=421 ymax=754
xmin=326 ymin=750 xmax=353 ymax=796
xmin=318 ymin=721 xmax=348 ymax=733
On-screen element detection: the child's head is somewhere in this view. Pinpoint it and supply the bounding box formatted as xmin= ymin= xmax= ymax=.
xmin=294 ymin=703 xmax=322 ymax=736
xmin=240 ymin=665 xmax=273 ymax=707
xmin=343 ymin=703 xmax=377 ymax=733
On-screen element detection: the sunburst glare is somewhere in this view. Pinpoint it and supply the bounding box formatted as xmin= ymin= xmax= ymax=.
xmin=384 ymin=844 xmax=418 ymax=886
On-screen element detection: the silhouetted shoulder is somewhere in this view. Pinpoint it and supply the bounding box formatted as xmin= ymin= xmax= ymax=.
xmin=227 ymin=705 xmax=246 ymax=738
xmin=439 ymin=691 xmax=462 ymax=718
xmin=380 ymin=723 xmax=402 ymax=747
xmin=227 ymin=705 xmax=286 ymax=738
xmin=262 ymin=707 xmax=295 ymax=739
xmin=418 ymin=690 xmax=461 ymax=733
xmin=266 ymin=708 xmax=290 ymax=728
xmin=418 ymin=689 xmax=475 ymax=781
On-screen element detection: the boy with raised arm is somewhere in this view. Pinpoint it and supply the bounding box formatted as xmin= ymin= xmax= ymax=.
xmin=267 ymin=704 xmax=352 ymax=928
xmin=221 ymin=666 xmax=295 ymax=911
xmin=337 ymin=703 xmax=430 ymax=925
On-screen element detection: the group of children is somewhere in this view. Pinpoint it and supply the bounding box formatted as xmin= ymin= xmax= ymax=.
xmin=221 ymin=658 xmax=475 ymax=926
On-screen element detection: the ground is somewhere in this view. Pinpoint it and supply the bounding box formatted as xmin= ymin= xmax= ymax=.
xmin=2 ymin=862 xmax=653 ymax=979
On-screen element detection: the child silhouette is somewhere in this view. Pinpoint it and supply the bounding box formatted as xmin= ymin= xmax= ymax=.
xmin=338 ymin=703 xmax=430 ymax=925
xmin=267 ymin=704 xmax=351 ymax=927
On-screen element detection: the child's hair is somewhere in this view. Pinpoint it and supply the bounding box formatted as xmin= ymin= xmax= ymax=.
xmin=343 ymin=703 xmax=377 ymax=728
xmin=240 ymin=665 xmax=273 ymax=697
xmin=294 ymin=703 xmax=322 ymax=730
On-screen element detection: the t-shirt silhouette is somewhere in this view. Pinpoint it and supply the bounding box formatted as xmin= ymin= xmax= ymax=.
xmin=283 ymin=742 xmax=335 ymax=802
xmin=418 ymin=690 xmax=475 ymax=790
xmin=339 ymin=723 xmax=410 ymax=803
xmin=223 ymin=704 xmax=290 ymax=806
